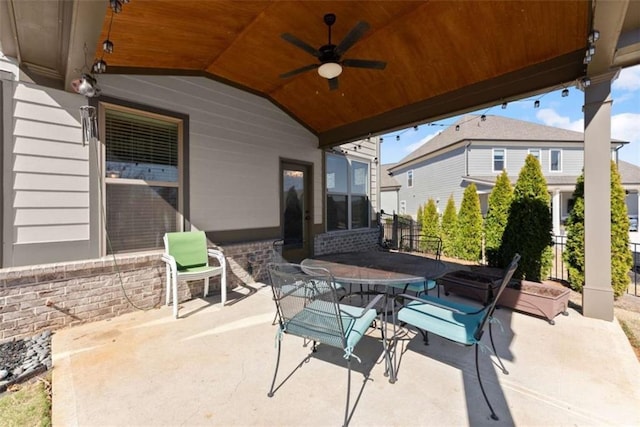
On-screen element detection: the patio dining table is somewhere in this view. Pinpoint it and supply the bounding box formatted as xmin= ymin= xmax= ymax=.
xmin=300 ymin=251 xmax=447 ymax=303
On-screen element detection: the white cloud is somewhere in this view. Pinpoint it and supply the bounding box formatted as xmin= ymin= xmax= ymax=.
xmin=405 ymin=131 xmax=440 ymax=153
xmin=613 ymin=65 xmax=640 ymax=92
xmin=612 ymin=112 xmax=640 ymax=144
xmin=536 ymin=108 xmax=583 ymax=132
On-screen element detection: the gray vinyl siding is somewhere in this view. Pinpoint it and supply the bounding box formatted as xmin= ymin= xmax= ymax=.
xmin=97 ymin=75 xmax=320 ymax=234
xmin=396 ymin=147 xmax=466 ymax=218
xmin=468 ymin=145 xmax=586 ymax=177
xmin=2 ymin=80 xmax=91 ymax=266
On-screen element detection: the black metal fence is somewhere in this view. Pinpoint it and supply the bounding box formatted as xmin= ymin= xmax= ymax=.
xmin=379 ymin=213 xmax=639 ymax=296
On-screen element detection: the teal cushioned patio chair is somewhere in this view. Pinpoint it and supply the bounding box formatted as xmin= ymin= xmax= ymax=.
xmin=397 ymin=235 xmax=443 ymax=297
xmin=267 ymin=263 xmax=387 ymax=427
xmin=162 ymin=231 xmax=226 ymax=319
xmin=390 ymin=253 xmax=520 ymax=421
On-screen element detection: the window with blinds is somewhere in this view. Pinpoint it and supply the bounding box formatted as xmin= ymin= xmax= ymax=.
xmin=104 ymin=107 xmax=181 ymax=253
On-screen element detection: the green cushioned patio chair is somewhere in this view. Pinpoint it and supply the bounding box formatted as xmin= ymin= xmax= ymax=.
xmin=390 ymin=253 xmax=520 ymax=421
xmin=267 ymin=263 xmax=387 ymax=427
xmin=162 ymin=231 xmax=226 ymax=319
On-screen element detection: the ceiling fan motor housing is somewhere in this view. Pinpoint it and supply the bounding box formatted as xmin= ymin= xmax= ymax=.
xmin=319 ymin=45 xmax=340 ymax=63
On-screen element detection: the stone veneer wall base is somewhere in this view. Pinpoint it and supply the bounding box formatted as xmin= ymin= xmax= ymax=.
xmin=0 ymin=239 xmax=280 ymax=341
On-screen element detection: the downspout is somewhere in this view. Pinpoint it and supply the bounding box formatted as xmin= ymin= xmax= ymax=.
xmin=464 ymin=141 xmax=471 ymax=176
xmin=613 ymin=143 xmax=624 ymax=164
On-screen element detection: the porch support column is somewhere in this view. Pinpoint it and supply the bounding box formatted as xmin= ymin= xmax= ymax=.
xmin=582 ymin=72 xmax=617 ymax=321
xmin=552 ymin=189 xmax=561 ymax=236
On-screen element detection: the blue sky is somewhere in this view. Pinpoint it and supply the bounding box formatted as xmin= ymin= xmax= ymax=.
xmin=381 ymin=64 xmax=640 ymax=166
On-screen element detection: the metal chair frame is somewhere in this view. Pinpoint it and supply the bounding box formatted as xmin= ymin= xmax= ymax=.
xmin=389 ymin=254 xmax=520 ymax=421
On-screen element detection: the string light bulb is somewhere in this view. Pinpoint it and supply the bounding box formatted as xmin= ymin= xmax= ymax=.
xmin=561 ymin=88 xmax=569 ymax=97
xmin=481 ymin=114 xmax=486 ymax=121
xmin=455 ymin=125 xmax=460 ymax=131
xmin=501 ymin=102 xmax=507 ymax=109
xmin=534 ymin=100 xmax=540 ymax=108
xmin=396 ymin=135 xmax=400 ymax=142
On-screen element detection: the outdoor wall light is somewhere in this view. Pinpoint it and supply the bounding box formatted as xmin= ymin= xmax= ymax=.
xmin=72 ymin=74 xmax=100 ymax=98
xmin=318 ymin=62 xmax=342 ymax=79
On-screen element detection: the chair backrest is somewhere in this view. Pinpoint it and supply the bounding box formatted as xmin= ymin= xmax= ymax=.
xmin=267 ymin=263 xmax=347 ymax=349
xmin=164 ymin=231 xmax=208 ymax=270
xmin=473 ymin=253 xmax=521 ymax=341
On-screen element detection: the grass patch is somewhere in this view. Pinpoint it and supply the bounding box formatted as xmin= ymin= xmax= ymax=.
xmin=620 ymin=320 xmax=640 ymax=361
xmin=0 ymin=373 xmax=51 ymax=427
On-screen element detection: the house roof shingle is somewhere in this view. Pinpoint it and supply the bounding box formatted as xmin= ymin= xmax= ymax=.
xmin=380 ymin=163 xmax=401 ymax=189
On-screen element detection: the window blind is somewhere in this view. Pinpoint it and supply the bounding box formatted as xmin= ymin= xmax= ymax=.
xmin=104 ymin=108 xmax=181 ymax=254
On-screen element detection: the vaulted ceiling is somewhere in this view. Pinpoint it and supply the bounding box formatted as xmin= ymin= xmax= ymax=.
xmin=2 ymin=1 xmax=639 ymax=147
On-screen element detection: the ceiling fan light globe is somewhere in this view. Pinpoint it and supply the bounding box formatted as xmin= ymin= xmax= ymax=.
xmin=318 ymin=62 xmax=342 ymax=79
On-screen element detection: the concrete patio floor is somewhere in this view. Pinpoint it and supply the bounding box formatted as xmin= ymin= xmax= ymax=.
xmin=52 ymin=283 xmax=640 ymax=426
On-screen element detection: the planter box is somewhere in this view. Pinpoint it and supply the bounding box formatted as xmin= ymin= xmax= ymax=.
xmin=498 ymin=281 xmax=570 ymax=325
xmin=441 ymin=270 xmax=499 ymax=305
xmin=441 ymin=270 xmax=570 ymax=324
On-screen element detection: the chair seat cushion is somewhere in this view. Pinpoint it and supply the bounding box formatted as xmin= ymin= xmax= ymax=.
xmin=398 ymin=295 xmax=486 ymax=345
xmin=285 ymin=300 xmax=377 ymax=350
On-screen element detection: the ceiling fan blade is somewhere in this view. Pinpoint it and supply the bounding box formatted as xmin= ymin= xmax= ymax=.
xmin=328 ymin=77 xmax=339 ymax=91
xmin=279 ymin=64 xmax=319 ymax=79
xmin=336 ymin=21 xmax=370 ymax=55
xmin=342 ymin=59 xmax=387 ymax=70
xmin=281 ymin=33 xmax=321 ymax=57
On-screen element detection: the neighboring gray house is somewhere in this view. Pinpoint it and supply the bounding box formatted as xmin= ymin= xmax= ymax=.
xmin=388 ymin=114 xmax=640 ymax=235
xmin=380 ymin=163 xmax=401 ymax=215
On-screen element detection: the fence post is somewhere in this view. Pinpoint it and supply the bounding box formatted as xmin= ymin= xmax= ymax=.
xmin=392 ymin=214 xmax=399 ymax=250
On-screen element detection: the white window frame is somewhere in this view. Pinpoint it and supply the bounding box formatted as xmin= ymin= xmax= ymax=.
xmin=549 ymin=149 xmax=562 ymax=172
xmin=492 ymin=148 xmax=506 ymax=172
xmin=99 ymin=102 xmax=184 ymax=255
xmin=325 ymin=153 xmax=370 ymax=231
xmin=528 ymin=148 xmax=541 ymax=161
xmin=407 ymin=170 xmax=414 ymax=188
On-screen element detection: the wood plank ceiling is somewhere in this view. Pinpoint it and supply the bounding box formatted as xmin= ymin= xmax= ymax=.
xmin=96 ymin=1 xmax=590 ymax=146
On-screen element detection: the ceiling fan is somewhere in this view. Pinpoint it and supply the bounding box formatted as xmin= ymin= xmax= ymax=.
xmin=279 ymin=13 xmax=386 ymax=90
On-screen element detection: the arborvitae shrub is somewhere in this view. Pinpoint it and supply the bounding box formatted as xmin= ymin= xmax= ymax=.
xmin=499 ymin=155 xmax=553 ymax=280
xmin=455 ymin=183 xmax=483 ymax=261
xmin=564 ymin=162 xmax=633 ymax=298
xmin=485 ymin=170 xmax=513 ymax=266
xmin=422 ymin=199 xmax=439 ymax=237
xmin=564 ymin=174 xmax=585 ymax=291
xmin=441 ymin=195 xmax=457 ymax=257
xmin=610 ymin=161 xmax=633 ymax=297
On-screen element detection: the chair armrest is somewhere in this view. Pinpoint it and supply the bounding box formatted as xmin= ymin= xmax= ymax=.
xmin=340 ymin=294 xmax=384 ymax=319
xmin=394 ymin=293 xmax=483 ymax=316
xmin=207 ymin=249 xmax=226 ymax=267
xmin=161 ymin=253 xmax=177 ymax=271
